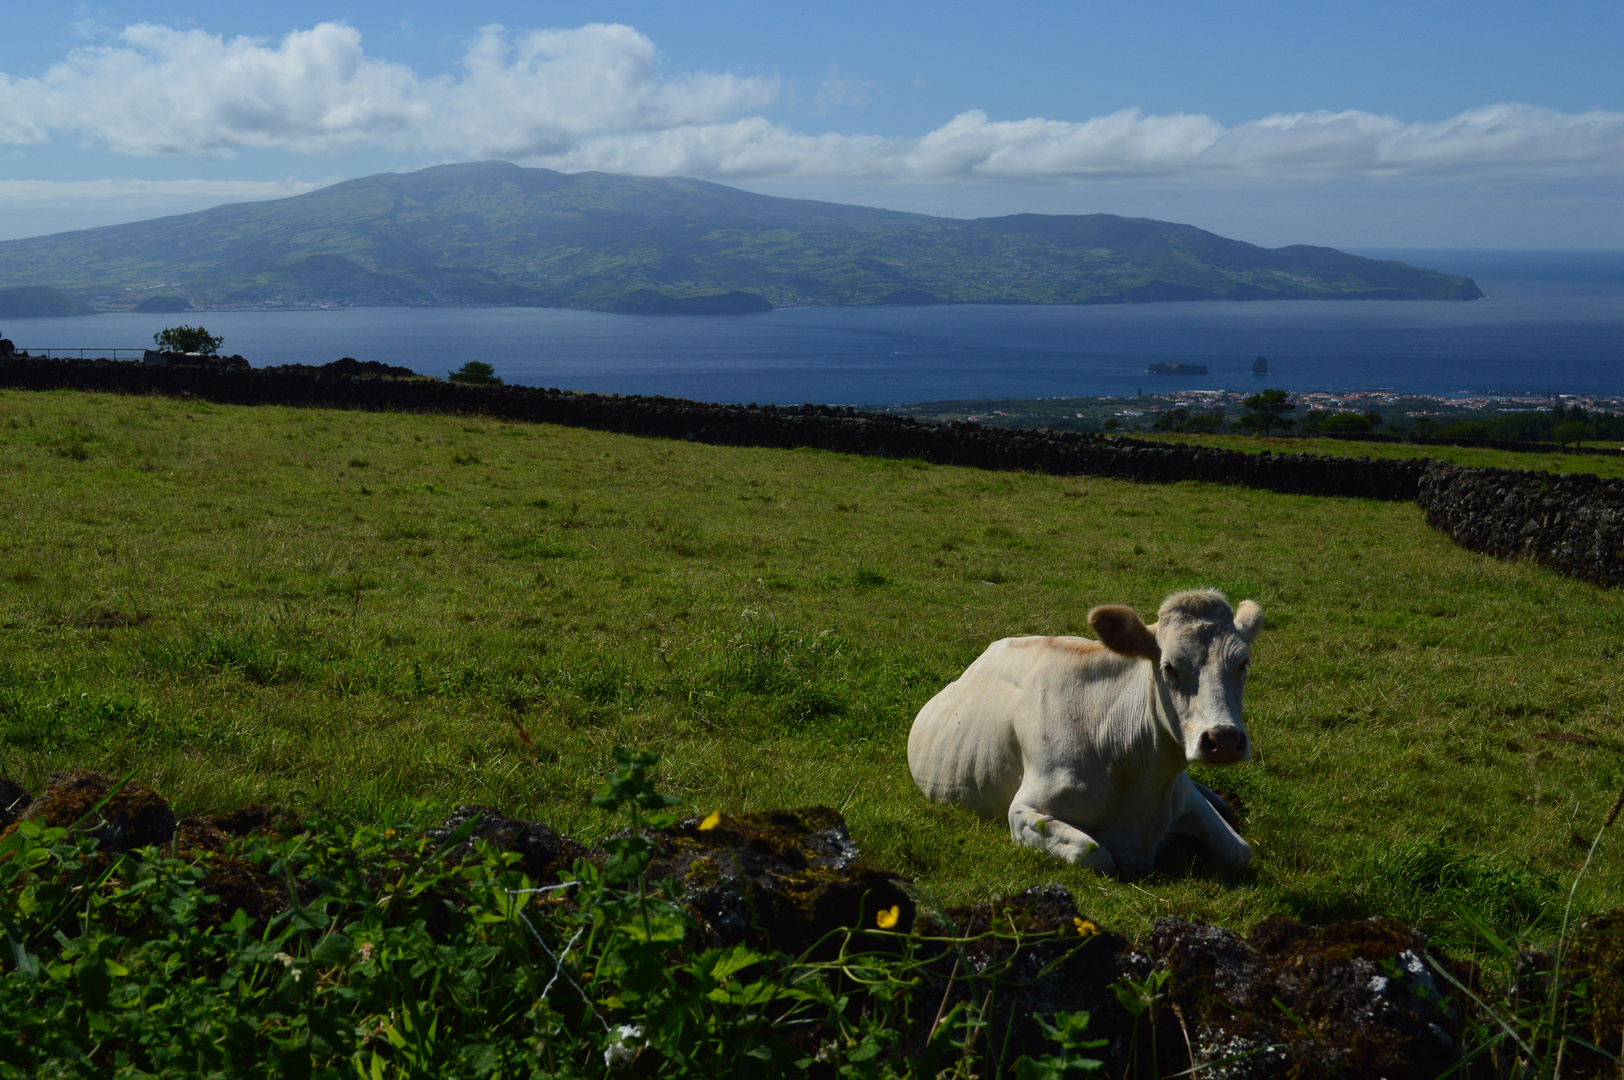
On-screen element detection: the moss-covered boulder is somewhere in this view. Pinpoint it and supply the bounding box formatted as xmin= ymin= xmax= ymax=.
xmin=650 ymin=806 xmax=913 ymax=954
xmin=175 ymin=804 xmax=298 ymax=923
xmin=928 ymin=884 xmax=1134 ymax=1067
xmin=7 ymin=770 xmax=175 ymax=852
xmin=428 ymin=804 xmax=591 ymax=885
xmin=1145 ymin=915 xmax=1467 ymax=1078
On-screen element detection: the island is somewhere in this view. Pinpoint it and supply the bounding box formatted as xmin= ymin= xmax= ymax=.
xmin=0 ymin=161 xmax=1483 ymax=315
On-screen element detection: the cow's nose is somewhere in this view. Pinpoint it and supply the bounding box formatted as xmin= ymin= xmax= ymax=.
xmin=1198 ymin=728 xmax=1248 ymax=764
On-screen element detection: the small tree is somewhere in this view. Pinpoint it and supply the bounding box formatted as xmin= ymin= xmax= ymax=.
xmin=1180 ymin=411 xmax=1224 ymax=434
xmin=153 ymin=325 xmax=222 ymax=355
xmin=1151 ymin=407 xmax=1190 ymax=432
xmin=1555 ymin=420 xmax=1593 ymax=449
xmin=448 ymin=361 xmax=503 ymax=385
xmin=1318 ymin=411 xmax=1375 ymax=434
xmin=1238 ymin=389 xmax=1294 ymax=435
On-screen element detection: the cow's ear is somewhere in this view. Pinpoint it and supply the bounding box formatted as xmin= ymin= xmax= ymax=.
xmin=1234 ymin=600 xmax=1265 ymax=642
xmin=1088 ymin=605 xmax=1161 ymax=661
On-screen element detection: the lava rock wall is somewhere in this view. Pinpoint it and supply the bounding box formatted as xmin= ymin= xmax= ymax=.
xmin=1419 ymin=460 xmax=1624 ymax=588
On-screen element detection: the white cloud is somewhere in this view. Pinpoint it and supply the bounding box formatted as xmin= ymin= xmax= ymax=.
xmin=0 ymin=20 xmax=1620 ymax=183
xmin=540 ymin=105 xmax=1624 ymax=182
xmin=0 ymin=178 xmax=322 ymax=201
xmin=0 ymin=21 xmax=778 ymax=158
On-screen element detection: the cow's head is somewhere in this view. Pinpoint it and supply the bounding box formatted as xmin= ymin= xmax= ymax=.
xmin=1088 ymin=591 xmax=1264 ymax=765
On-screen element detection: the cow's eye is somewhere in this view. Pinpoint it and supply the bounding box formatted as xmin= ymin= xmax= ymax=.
xmin=1161 ymin=661 xmax=1185 ymax=681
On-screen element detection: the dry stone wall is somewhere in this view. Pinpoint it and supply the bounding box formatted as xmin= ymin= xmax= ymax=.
xmin=1419 ymin=461 xmax=1624 ymax=588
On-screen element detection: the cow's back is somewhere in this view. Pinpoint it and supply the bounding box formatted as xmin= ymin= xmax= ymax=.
xmin=909 ymin=636 xmax=1110 ymax=820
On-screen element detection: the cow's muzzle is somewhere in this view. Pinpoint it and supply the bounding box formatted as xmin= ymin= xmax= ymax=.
xmin=1195 ymin=728 xmax=1248 ymax=765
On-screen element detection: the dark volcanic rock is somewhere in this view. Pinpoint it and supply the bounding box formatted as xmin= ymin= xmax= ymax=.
xmin=932 ymin=884 xmax=1136 ymax=1066
xmin=0 ymin=776 xmax=31 ymax=828
xmin=9 ymin=770 xmax=176 ymax=851
xmin=1419 ymin=460 xmax=1624 ymax=588
xmin=650 ymin=806 xmax=912 ymax=954
xmin=1145 ymin=916 xmax=1465 ymax=1079
xmin=428 ymin=804 xmax=590 ymax=885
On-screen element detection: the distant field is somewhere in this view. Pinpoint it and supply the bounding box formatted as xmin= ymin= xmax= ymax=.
xmin=3 ymin=388 xmax=1622 ymax=944
xmin=1143 ymin=430 xmax=1624 ymax=478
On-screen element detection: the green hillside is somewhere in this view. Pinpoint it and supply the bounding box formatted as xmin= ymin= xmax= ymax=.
xmin=0 ymin=285 xmax=96 ymax=318
xmin=0 ymin=161 xmax=1483 ymax=311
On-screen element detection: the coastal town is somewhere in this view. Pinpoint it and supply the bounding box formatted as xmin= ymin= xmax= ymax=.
xmin=884 ymin=387 xmax=1624 ymax=434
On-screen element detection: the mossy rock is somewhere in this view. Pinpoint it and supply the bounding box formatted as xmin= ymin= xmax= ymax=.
xmin=428 ymin=804 xmax=590 ymax=885
xmin=7 ymin=770 xmax=175 ymax=852
xmin=1146 ymin=915 xmax=1467 ymax=1079
xmin=1558 ymin=907 xmax=1624 ymax=1074
xmin=932 ymin=884 xmax=1134 ymax=1068
xmin=651 ymin=806 xmax=913 ymax=954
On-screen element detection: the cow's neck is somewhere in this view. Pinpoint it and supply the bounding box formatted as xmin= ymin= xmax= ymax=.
xmin=1141 ymin=664 xmax=1191 ymax=778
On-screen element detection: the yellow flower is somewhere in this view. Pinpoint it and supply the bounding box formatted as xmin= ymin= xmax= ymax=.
xmin=1074 ymin=917 xmax=1097 ymax=937
xmin=698 ymin=810 xmax=721 ymax=831
xmin=875 ymin=905 xmax=901 ymax=929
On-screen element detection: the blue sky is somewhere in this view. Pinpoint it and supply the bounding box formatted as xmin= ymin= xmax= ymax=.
xmin=2 ymin=1 xmax=1621 ymax=246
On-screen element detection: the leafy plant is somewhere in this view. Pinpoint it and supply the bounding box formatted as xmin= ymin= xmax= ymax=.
xmin=448 ymin=361 xmax=503 ymax=385
xmin=1011 ymin=1011 xmax=1105 ymax=1077
xmin=152 ymin=325 xmax=222 ymax=355
xmin=0 ymin=747 xmax=1136 ymax=1078
xmin=1238 ymin=389 xmax=1294 ymax=435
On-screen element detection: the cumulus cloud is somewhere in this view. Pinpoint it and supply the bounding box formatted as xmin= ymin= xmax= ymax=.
xmin=0 ymin=178 xmax=322 ymax=201
xmin=540 ymin=105 xmax=1624 ymax=181
xmin=0 ymin=20 xmax=1620 ymax=183
xmin=0 ymin=21 xmax=778 ymax=157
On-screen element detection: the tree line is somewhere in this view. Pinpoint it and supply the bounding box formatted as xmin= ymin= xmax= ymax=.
xmin=1151 ymin=389 xmax=1616 ymax=446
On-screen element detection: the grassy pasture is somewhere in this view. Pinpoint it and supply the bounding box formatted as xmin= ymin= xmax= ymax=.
xmin=3 ymin=388 xmax=1623 ymax=946
xmin=1143 ymin=429 xmax=1624 ymax=478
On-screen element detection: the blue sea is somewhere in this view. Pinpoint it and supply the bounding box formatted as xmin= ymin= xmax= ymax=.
xmin=4 ymin=250 xmax=1621 ymax=405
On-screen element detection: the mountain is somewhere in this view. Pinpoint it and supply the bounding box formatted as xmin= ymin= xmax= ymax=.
xmin=0 ymin=161 xmax=1482 ymax=312
xmin=0 ymin=286 xmax=96 ymax=318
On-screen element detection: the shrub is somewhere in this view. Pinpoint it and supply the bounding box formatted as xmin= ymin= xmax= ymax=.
xmin=1238 ymin=389 xmax=1294 ymax=435
xmin=448 ymin=361 xmax=503 ymax=385
xmin=152 ymin=325 xmax=223 ymax=355
xmin=1178 ymin=411 xmax=1224 ymax=434
xmin=1318 ymin=411 xmax=1376 ymax=433
xmin=1555 ymin=420 xmax=1594 ymax=447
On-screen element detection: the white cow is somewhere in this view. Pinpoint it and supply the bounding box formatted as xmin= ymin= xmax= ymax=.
xmin=908 ymin=591 xmax=1263 ymax=876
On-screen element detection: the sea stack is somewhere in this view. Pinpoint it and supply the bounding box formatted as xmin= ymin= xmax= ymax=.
xmin=1253 ymin=356 xmax=1268 ymax=375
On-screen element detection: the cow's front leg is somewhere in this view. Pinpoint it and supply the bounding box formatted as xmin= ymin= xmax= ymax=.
xmin=1008 ymin=802 xmax=1117 ymax=872
xmin=1166 ymin=776 xmax=1252 ymax=867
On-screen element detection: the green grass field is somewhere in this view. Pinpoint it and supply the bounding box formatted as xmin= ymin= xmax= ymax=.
xmin=1143 ymin=430 xmax=1624 ymax=478
xmin=4 ymin=388 xmax=1623 ymax=946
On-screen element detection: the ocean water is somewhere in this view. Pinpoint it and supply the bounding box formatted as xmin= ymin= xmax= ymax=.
xmin=4 ymin=250 xmax=1621 ymax=405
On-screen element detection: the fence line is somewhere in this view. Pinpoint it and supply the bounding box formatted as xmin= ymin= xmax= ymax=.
xmin=12 ymin=348 xmax=150 ymax=360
